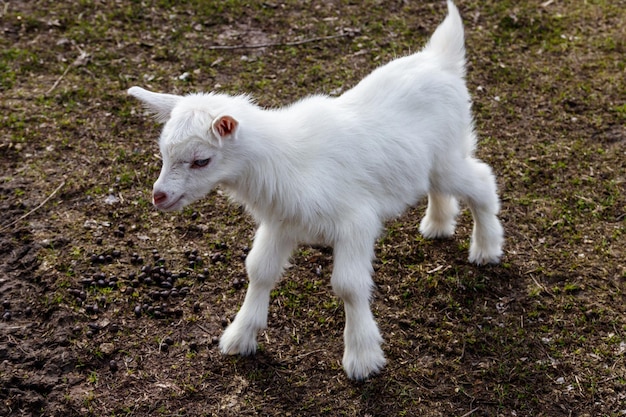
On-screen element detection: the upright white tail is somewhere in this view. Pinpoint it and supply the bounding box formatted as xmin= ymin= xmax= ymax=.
xmin=425 ymin=0 xmax=466 ymax=77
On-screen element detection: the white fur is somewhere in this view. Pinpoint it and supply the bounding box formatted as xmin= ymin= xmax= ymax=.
xmin=128 ymin=0 xmax=504 ymax=380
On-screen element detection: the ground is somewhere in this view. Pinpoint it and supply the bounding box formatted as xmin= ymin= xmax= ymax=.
xmin=1 ymin=0 xmax=625 ymax=416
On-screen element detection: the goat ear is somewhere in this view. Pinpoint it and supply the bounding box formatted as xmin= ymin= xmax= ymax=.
xmin=211 ymin=115 xmax=239 ymax=139
xmin=127 ymin=86 xmax=181 ymax=123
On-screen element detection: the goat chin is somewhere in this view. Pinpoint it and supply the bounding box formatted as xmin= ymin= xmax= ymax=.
xmin=128 ymin=0 xmax=504 ymax=381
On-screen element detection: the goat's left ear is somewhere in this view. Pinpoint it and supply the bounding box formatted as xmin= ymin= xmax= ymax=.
xmin=128 ymin=86 xmax=181 ymax=123
xmin=211 ymin=115 xmax=239 ymax=140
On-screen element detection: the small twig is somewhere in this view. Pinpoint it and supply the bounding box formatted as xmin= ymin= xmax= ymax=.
xmin=0 ymin=181 xmax=65 ymax=232
xmin=1 ymin=1 xmax=9 ymax=18
xmin=46 ymin=45 xmax=90 ymax=96
xmin=459 ymin=408 xmax=480 ymax=417
xmin=455 ymin=339 xmax=467 ymax=362
xmin=195 ymin=323 xmax=212 ymax=335
xmin=529 ymin=273 xmax=556 ymax=298
xmin=206 ymin=32 xmax=353 ymax=50
xmin=46 ymin=63 xmax=73 ymax=96
xmin=292 ymin=349 xmax=326 ymax=363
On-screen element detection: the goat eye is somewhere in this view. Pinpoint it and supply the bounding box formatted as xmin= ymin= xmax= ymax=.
xmin=191 ymin=158 xmax=210 ymax=168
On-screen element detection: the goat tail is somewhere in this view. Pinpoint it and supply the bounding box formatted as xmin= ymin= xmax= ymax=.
xmin=425 ymin=1 xmax=466 ymax=77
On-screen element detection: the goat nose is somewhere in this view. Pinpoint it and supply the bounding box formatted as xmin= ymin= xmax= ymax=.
xmin=153 ymin=191 xmax=167 ymax=205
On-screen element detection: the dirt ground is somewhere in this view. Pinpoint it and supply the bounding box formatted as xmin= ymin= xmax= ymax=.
xmin=1 ymin=0 xmax=624 ymax=416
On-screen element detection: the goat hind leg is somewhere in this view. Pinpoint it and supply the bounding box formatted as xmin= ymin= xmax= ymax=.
xmin=452 ymin=158 xmax=504 ymax=265
xmin=419 ymin=192 xmax=460 ymax=239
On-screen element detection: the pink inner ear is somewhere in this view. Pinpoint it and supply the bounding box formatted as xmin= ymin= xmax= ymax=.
xmin=215 ymin=116 xmax=237 ymax=137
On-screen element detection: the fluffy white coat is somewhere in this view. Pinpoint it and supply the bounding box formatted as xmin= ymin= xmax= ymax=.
xmin=128 ymin=0 xmax=504 ymax=380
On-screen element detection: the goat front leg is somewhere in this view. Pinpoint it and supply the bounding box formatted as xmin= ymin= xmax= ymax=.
xmin=220 ymin=223 xmax=295 ymax=356
xmin=332 ymin=233 xmax=386 ymax=380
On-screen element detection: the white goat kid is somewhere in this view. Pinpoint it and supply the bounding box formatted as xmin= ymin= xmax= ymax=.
xmin=128 ymin=0 xmax=504 ymax=380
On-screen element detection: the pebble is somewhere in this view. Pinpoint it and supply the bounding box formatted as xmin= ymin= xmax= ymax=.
xmin=99 ymin=342 xmax=115 ymax=355
xmin=210 ymin=252 xmax=225 ymax=263
xmin=109 ymin=360 xmax=119 ymax=372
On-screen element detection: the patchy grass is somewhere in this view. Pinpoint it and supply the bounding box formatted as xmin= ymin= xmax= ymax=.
xmin=1 ymin=0 xmax=625 ymax=416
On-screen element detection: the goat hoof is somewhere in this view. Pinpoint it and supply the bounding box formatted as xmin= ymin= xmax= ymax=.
xmin=343 ymin=346 xmax=386 ymax=381
xmin=219 ymin=324 xmax=258 ymax=356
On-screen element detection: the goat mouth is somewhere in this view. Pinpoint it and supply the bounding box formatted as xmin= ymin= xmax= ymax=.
xmin=155 ymin=195 xmax=184 ymax=211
